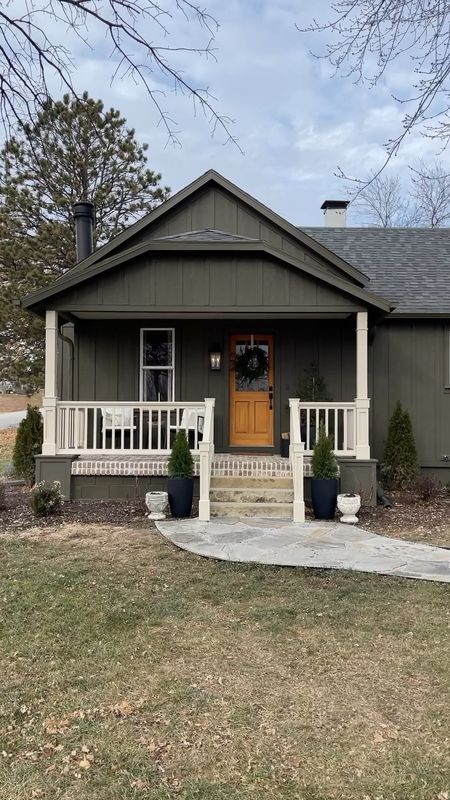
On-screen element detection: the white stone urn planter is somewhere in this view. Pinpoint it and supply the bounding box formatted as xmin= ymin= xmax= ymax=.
xmin=337 ymin=493 xmax=361 ymax=524
xmin=145 ymin=491 xmax=168 ymax=520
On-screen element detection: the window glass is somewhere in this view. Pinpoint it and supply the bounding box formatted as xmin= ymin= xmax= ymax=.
xmin=234 ymin=339 xmax=269 ymax=392
xmin=143 ymin=329 xmax=173 ymax=367
xmin=141 ymin=329 xmax=174 ymax=401
xmin=143 ymin=370 xmax=172 ymax=402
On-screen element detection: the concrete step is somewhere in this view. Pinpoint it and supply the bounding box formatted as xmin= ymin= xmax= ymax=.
xmin=210 ymin=501 xmax=293 ymax=519
xmin=210 ymin=476 xmax=293 ymax=489
xmin=210 ymin=487 xmax=294 ymax=503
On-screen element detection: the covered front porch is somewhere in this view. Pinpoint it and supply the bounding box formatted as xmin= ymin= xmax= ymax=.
xmin=38 ymin=309 xmax=374 ymax=520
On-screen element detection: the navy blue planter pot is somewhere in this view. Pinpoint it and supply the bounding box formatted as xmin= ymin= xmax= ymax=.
xmin=167 ymin=478 xmax=194 ymax=518
xmin=310 ymin=478 xmax=338 ymax=520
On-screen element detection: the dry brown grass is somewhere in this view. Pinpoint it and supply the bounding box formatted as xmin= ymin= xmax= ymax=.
xmin=0 ymin=392 xmax=42 ymax=413
xmin=0 ymin=524 xmax=449 ymax=800
xmin=0 ymin=427 xmax=16 ymax=474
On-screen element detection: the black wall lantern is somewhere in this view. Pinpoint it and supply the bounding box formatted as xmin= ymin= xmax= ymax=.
xmin=209 ymin=343 xmax=222 ymax=371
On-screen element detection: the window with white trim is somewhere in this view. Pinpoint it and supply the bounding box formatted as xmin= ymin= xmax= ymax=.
xmin=140 ymin=328 xmax=175 ymax=401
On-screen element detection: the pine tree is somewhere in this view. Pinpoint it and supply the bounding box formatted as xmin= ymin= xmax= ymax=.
xmin=0 ymin=92 xmax=169 ymax=389
xmin=380 ymin=402 xmax=418 ymax=489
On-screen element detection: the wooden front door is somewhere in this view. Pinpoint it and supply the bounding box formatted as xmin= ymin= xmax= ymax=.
xmin=229 ymin=334 xmax=274 ymax=446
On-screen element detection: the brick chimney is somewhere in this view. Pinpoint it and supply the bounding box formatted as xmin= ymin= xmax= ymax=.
xmin=321 ymin=199 xmax=349 ymax=227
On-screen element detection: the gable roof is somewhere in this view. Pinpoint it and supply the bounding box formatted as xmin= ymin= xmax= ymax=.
xmin=302 ymin=227 xmax=450 ymax=315
xmin=21 ymin=234 xmax=391 ymax=314
xmin=155 ymin=228 xmax=258 ymax=242
xmin=57 ymin=169 xmax=369 ymax=287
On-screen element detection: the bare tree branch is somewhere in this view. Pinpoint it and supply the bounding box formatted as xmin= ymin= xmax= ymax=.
xmin=410 ymin=159 xmax=450 ymax=226
xmin=343 ymin=159 xmax=450 ymax=226
xmin=298 ymin=1 xmax=450 ymax=174
xmin=0 ymin=0 xmax=241 ymax=149
xmin=343 ymin=171 xmax=417 ymax=226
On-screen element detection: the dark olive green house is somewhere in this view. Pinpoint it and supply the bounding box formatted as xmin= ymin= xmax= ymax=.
xmin=21 ymin=170 xmax=450 ymax=520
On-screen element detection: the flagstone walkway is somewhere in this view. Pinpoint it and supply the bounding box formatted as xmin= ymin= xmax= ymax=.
xmin=155 ymin=518 xmax=450 ymax=583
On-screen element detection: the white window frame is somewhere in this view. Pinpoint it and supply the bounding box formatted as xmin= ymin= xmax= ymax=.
xmin=446 ymin=330 xmax=450 ymax=389
xmin=139 ymin=327 xmax=175 ymax=402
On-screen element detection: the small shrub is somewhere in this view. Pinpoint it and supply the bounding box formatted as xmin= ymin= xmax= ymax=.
xmin=30 ymin=481 xmax=64 ymax=517
xmin=13 ymin=405 xmax=43 ymax=484
xmin=380 ymin=402 xmax=418 ymax=490
xmin=312 ymin=423 xmax=338 ymax=479
xmin=168 ymin=429 xmax=194 ymax=479
xmin=412 ymin=475 xmax=440 ymax=503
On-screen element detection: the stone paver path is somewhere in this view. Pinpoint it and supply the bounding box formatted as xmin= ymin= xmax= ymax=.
xmin=156 ymin=518 xmax=450 ymax=583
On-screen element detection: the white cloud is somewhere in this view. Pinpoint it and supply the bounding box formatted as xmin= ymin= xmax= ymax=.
xmin=39 ymin=0 xmax=450 ymax=225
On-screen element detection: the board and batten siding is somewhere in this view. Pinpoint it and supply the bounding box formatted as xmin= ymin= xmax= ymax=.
xmin=67 ymin=318 xmax=356 ymax=451
xmin=49 ymin=254 xmax=362 ymax=313
xmin=108 ymin=187 xmax=360 ymax=287
xmin=370 ymin=320 xmax=450 ymax=467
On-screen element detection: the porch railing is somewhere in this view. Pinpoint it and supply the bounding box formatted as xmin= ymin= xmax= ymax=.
xmin=298 ymin=402 xmax=356 ymax=455
xmin=54 ymin=401 xmax=212 ymax=455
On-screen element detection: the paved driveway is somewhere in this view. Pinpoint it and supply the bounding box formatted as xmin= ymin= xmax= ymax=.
xmin=156 ymin=518 xmax=450 ymax=583
xmin=0 ymin=410 xmax=27 ymax=429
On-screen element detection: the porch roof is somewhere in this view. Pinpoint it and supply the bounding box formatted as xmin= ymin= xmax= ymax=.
xmin=21 ymin=234 xmax=392 ymax=317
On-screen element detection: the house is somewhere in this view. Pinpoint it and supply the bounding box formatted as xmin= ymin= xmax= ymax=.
xmin=21 ymin=170 xmax=450 ymax=520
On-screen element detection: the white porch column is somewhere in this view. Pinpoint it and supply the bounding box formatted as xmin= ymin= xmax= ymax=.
xmin=42 ymin=310 xmax=58 ymax=456
xmin=355 ymin=311 xmax=370 ymax=459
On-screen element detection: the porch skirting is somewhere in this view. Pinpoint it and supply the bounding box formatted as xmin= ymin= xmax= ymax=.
xmin=71 ymin=454 xmax=312 ymax=478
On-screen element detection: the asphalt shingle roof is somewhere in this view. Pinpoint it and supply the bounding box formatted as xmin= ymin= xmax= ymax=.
xmin=301 ymin=227 xmax=450 ymax=314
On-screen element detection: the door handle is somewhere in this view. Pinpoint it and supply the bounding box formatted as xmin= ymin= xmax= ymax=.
xmin=269 ymin=385 xmax=273 ymax=410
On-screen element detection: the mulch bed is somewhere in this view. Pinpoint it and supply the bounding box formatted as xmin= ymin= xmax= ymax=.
xmin=2 ymin=484 xmax=450 ymax=549
xmin=358 ymin=489 xmax=450 ymax=548
xmin=0 ymin=484 xmax=150 ymax=531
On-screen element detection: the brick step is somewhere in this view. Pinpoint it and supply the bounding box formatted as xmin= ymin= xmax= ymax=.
xmin=210 ymin=487 xmax=294 ymax=503
xmin=210 ymin=501 xmax=293 ymax=519
xmin=210 ymin=476 xmax=293 ymax=489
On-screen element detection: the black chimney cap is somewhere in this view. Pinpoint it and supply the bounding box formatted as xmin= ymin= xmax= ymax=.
xmin=320 ymin=200 xmax=350 ymax=210
xmin=73 ymin=200 xmax=95 ymax=219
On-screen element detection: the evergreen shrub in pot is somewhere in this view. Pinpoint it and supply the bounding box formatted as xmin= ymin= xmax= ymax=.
xmin=311 ymin=423 xmax=338 ymax=520
xmin=167 ymin=429 xmax=194 ymax=518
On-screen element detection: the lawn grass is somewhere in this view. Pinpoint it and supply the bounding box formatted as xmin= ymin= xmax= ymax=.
xmin=0 ymin=525 xmax=449 ymax=799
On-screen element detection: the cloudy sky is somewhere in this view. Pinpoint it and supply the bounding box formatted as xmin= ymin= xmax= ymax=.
xmin=62 ymin=0 xmax=449 ymax=225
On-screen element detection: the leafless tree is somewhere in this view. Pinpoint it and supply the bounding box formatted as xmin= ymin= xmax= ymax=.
xmin=409 ymin=160 xmax=450 ymax=226
xmin=299 ymin=1 xmax=450 ymax=173
xmin=347 ymin=160 xmax=450 ymax=227
xmin=346 ymin=172 xmax=416 ymax=227
xmin=0 ymin=0 xmax=238 ymax=147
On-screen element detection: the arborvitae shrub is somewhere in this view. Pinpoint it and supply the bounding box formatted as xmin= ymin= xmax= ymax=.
xmin=13 ymin=405 xmax=43 ymax=484
xmin=380 ymin=402 xmax=418 ymax=489
xmin=168 ymin=429 xmax=194 ymax=479
xmin=311 ymin=423 xmax=338 ymax=479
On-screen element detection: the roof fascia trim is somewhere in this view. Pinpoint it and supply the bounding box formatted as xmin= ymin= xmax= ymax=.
xmin=22 ymin=237 xmax=391 ymax=313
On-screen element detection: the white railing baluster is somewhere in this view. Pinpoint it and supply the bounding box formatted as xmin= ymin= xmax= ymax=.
xmin=55 ymin=401 xmax=211 ymax=456
xmin=93 ymin=407 xmax=98 ymax=451
xmin=296 ymin=401 xmax=358 ymax=456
